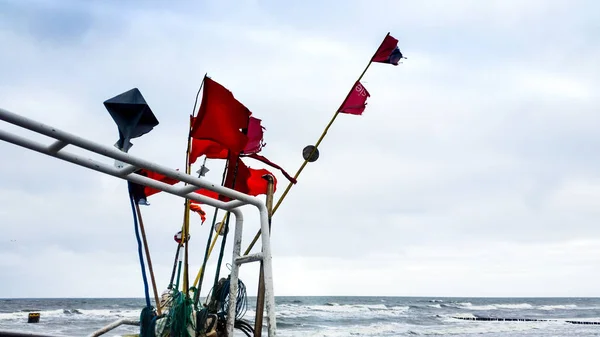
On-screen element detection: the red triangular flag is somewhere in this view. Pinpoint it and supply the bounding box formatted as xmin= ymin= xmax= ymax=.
xmin=339 ymin=81 xmax=370 ymax=115
xmin=372 ymin=34 xmax=403 ymax=66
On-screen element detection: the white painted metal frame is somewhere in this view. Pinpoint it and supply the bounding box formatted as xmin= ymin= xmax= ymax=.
xmin=0 ymin=108 xmax=277 ymax=337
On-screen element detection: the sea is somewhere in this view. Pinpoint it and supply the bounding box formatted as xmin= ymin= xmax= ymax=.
xmin=1 ymin=297 xmax=600 ymax=336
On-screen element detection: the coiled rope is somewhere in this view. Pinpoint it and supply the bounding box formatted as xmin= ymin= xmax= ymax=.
xmin=219 ymin=276 xmax=248 ymax=320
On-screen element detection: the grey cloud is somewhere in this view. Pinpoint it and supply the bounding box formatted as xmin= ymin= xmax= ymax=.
xmin=1 ymin=0 xmax=599 ymax=297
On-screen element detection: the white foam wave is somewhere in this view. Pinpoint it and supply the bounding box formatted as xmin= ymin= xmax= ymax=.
xmin=448 ymin=302 xmax=579 ymax=311
xmin=274 ymin=303 xmax=409 ymax=320
xmin=495 ymin=303 xmax=535 ymax=309
xmin=276 ymin=317 xmax=573 ymax=337
xmin=276 ymin=321 xmax=413 ymax=337
xmin=0 ymin=309 xmax=139 ymax=321
xmin=455 ymin=303 xmax=497 ymax=310
xmin=422 ymin=320 xmax=564 ymax=335
xmin=538 ymin=304 xmax=578 ymax=310
xmin=447 ymin=313 xmax=477 ymax=319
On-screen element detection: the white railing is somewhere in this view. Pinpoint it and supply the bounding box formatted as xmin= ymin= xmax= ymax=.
xmin=0 ymin=108 xmax=277 ymax=337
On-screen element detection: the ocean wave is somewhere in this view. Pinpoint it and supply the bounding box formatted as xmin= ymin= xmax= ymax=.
xmin=274 ymin=303 xmax=410 ymax=320
xmin=538 ymin=304 xmax=578 ymax=310
xmin=423 ymin=319 xmax=563 ymax=335
xmin=0 ymin=308 xmax=139 ymax=321
xmin=441 ymin=302 xmax=583 ymax=311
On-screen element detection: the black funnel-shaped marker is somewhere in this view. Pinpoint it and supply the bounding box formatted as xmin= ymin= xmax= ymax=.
xmin=103 ymin=88 xmax=158 ymax=152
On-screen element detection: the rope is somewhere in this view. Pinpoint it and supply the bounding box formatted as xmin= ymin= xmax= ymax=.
xmin=128 ymin=184 xmax=151 ymax=308
xmin=218 ymin=277 xmax=248 ymax=320
xmin=167 ymin=290 xmax=194 ymax=337
xmin=235 ymin=319 xmax=254 ymax=337
xmin=139 ymin=306 xmax=156 ymax=337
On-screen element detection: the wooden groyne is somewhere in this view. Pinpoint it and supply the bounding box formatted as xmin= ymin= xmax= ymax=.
xmin=452 ymin=316 xmax=600 ymax=325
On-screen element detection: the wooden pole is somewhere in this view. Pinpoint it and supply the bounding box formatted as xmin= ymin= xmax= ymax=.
xmin=254 ymin=174 xmax=275 ymax=337
xmin=181 ymin=134 xmax=192 ymax=296
xmin=134 ymin=203 xmax=162 ymax=315
xmin=182 ymin=74 xmax=207 ymax=297
xmin=243 ymin=33 xmax=391 ymax=256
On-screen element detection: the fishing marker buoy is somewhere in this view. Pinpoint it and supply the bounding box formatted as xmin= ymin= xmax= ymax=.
xmin=27 ymin=313 xmax=40 ymax=323
xmin=174 ymin=231 xmax=190 ymax=244
xmin=215 ymin=222 xmax=228 ymax=236
xmin=302 ymin=145 xmax=319 ymax=162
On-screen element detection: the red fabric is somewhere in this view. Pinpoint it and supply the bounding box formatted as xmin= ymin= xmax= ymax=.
xmin=243 ymin=117 xmax=265 ymax=155
xmin=194 ymin=189 xmax=220 ymax=200
xmin=372 ymin=34 xmax=399 ymax=63
xmin=188 ymin=188 xmax=221 ymax=204
xmin=247 ymin=168 xmax=277 ymax=195
xmin=244 ymin=153 xmax=297 ymax=184
xmin=219 ymin=156 xmax=276 ymax=201
xmin=189 ymin=202 xmax=207 ymax=224
xmin=142 ymin=170 xmax=180 ymax=198
xmin=189 ymin=116 xmax=265 ymax=163
xmin=189 ymin=138 xmax=229 ymax=164
xmin=189 ymin=77 xmax=251 ymax=162
xmin=339 ymin=81 xmax=370 ymax=115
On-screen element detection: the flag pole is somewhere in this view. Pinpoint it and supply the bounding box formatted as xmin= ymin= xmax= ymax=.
xmin=181 ymin=74 xmax=207 ymax=296
xmin=243 ymin=32 xmax=391 ymax=255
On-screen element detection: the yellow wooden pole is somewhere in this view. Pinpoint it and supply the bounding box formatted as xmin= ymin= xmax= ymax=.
xmin=181 ymin=74 xmax=207 ymax=296
xmin=181 ymin=135 xmax=192 ymax=296
xmin=243 ymin=33 xmax=391 ymax=256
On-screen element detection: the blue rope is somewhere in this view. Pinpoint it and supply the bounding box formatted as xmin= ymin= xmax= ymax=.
xmin=218 ymin=277 xmax=248 ymax=320
xmin=129 ymin=185 xmax=151 ymax=308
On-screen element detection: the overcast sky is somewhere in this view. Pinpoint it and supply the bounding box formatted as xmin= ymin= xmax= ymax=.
xmin=1 ymin=0 xmax=599 ymax=298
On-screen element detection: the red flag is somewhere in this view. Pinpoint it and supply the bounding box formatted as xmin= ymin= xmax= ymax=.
xmin=190 ymin=116 xmax=266 ymax=164
xmin=372 ymin=34 xmax=403 ymax=66
xmin=247 ymin=167 xmax=277 ymax=196
xmin=129 ymin=169 xmax=180 ymax=203
xmin=143 ymin=170 xmax=180 ymax=197
xmin=243 ymin=117 xmax=266 ymax=155
xmin=189 ymin=77 xmax=251 ymax=163
xmin=189 ymin=138 xmax=229 ymax=164
xmin=339 ymin=81 xmax=370 ymax=115
xmin=220 ymin=156 xmax=277 ymax=201
xmin=191 ymin=189 xmax=220 ymax=202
